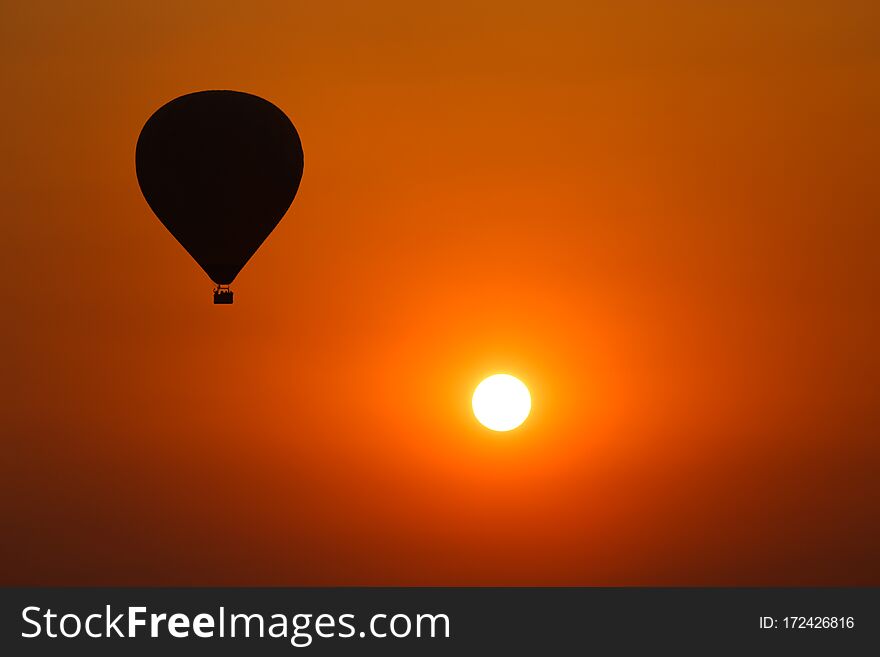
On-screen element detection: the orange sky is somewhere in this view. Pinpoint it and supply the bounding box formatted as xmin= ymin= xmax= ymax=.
xmin=2 ymin=1 xmax=879 ymax=585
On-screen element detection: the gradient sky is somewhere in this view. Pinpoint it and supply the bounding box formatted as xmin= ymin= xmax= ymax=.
xmin=2 ymin=1 xmax=879 ymax=585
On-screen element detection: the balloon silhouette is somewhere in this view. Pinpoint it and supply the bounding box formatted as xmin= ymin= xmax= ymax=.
xmin=136 ymin=90 xmax=304 ymax=303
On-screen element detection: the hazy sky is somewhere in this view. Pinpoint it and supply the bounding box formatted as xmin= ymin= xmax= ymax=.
xmin=2 ymin=1 xmax=879 ymax=584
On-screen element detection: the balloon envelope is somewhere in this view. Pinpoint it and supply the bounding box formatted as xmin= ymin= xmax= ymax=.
xmin=136 ymin=90 xmax=304 ymax=286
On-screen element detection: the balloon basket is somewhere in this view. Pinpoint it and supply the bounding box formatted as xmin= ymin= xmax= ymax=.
xmin=213 ymin=286 xmax=233 ymax=304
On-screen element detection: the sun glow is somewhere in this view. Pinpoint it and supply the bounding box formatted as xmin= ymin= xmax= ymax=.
xmin=472 ymin=374 xmax=531 ymax=432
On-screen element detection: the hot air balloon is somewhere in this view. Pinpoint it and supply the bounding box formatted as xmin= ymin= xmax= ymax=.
xmin=136 ymin=90 xmax=304 ymax=304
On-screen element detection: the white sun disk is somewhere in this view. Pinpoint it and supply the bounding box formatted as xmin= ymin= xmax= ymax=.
xmin=472 ymin=374 xmax=531 ymax=432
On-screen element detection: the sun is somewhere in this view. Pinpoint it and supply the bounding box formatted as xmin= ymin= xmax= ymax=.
xmin=472 ymin=374 xmax=531 ymax=432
